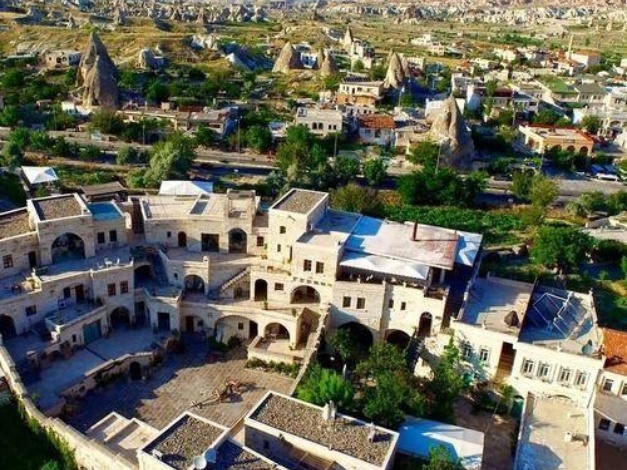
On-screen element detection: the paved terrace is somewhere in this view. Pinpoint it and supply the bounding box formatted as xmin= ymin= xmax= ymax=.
xmin=66 ymin=335 xmax=295 ymax=432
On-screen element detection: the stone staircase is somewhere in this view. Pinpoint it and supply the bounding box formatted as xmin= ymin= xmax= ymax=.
xmin=406 ymin=332 xmax=424 ymax=371
xmin=218 ymin=266 xmax=250 ymax=293
xmin=131 ymin=198 xmax=144 ymax=234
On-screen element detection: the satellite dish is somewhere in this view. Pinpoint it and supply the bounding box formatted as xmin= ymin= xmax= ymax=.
xmin=193 ymin=455 xmax=207 ymax=469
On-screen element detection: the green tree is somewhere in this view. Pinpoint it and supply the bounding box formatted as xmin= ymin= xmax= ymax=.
xmin=353 ymin=59 xmax=365 ymax=72
xmin=531 ymin=226 xmax=593 ymax=273
xmin=363 ymin=158 xmax=387 ymax=186
xmin=39 ymin=461 xmax=63 ymax=470
xmin=89 ymin=109 xmax=125 ymax=135
xmin=79 ymin=145 xmax=102 ymax=161
xmin=2 ymin=140 xmax=24 ymax=168
xmin=511 ymin=171 xmax=534 ymax=200
xmin=335 ymin=155 xmax=360 ymax=185
xmin=579 ymin=115 xmax=601 ymax=135
xmin=533 ymin=109 xmax=561 ymax=125
xmin=363 ymin=370 xmax=424 ymax=429
xmin=245 ymin=125 xmax=273 ymax=153
xmin=328 ymin=329 xmax=361 ymax=366
xmin=146 ymin=80 xmax=170 ymax=104
xmin=8 ymin=127 xmax=31 ymax=152
xmin=296 ymin=364 xmax=355 ymax=412
xmin=529 ymin=175 xmax=559 ymax=209
xmin=425 ymin=338 xmax=466 ymax=423
xmin=407 ymin=140 xmax=439 ymax=167
xmin=0 ymin=105 xmax=21 ymax=127
xmin=330 ymin=184 xmax=383 ymax=217
xmin=621 ymin=256 xmax=627 ymax=280
xmin=144 ymin=133 xmax=195 ymax=186
xmin=29 ymin=130 xmax=54 ymax=151
xmin=357 ymin=342 xmax=407 ymax=379
xmin=2 ymin=68 xmax=25 ymax=88
xmin=420 ymin=445 xmax=464 ymax=470
xmin=116 ymin=146 xmax=140 ymax=165
xmin=194 ymin=125 xmax=218 ymax=148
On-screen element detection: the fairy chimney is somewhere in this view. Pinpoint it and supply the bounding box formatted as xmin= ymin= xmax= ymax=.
xmin=77 ymin=33 xmax=119 ymax=108
xmin=272 ymin=42 xmax=303 ymax=74
xmin=428 ymin=95 xmax=475 ymax=169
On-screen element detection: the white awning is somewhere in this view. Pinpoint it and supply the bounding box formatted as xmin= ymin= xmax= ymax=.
xmin=21 ymin=166 xmax=58 ymax=185
xmin=340 ymin=250 xmax=429 ymax=281
xmin=158 ymin=180 xmax=213 ymax=196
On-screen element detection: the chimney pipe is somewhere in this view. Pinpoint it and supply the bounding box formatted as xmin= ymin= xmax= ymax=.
xmin=412 ymin=221 xmax=418 ymax=241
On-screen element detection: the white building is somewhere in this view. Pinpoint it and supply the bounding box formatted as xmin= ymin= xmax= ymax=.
xmin=293 ymin=107 xmax=343 ymax=136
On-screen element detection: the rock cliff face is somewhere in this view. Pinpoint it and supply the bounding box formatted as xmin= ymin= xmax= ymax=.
xmin=77 ymin=33 xmax=119 ymax=108
xmin=428 ymin=95 xmax=475 ymax=169
xmin=272 ymin=42 xmax=303 ymax=74
xmin=319 ymin=50 xmax=338 ymax=77
xmin=137 ymin=48 xmax=156 ymax=70
xmin=385 ymin=52 xmax=410 ymax=89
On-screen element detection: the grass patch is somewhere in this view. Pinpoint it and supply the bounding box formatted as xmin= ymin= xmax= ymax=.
xmin=55 ymin=165 xmax=119 ymax=188
xmin=595 ymin=281 xmax=627 ymax=329
xmin=0 ymin=402 xmax=68 ymax=470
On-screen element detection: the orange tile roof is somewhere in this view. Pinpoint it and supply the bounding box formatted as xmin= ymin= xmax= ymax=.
xmin=357 ymin=114 xmax=395 ymax=130
xmin=603 ymin=328 xmax=627 ymax=376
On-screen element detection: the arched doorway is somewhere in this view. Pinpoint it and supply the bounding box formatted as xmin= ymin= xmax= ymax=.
xmin=418 ymin=312 xmax=433 ymax=337
xmin=51 ymin=233 xmax=85 ymax=264
xmin=579 ymin=146 xmax=588 ymax=155
xmin=337 ymin=322 xmax=373 ymax=355
xmin=0 ymin=314 xmax=16 ymax=339
xmin=129 ymin=361 xmax=142 ymax=381
xmin=385 ymin=329 xmax=411 ymax=349
xmin=184 ymin=274 xmax=205 ymax=293
xmin=254 ymin=279 xmax=268 ymax=301
xmin=178 ymin=232 xmax=187 ymax=248
xmin=134 ymin=264 xmax=153 ymax=286
xmin=265 ymin=322 xmax=290 ymax=340
xmin=228 ymin=229 xmax=247 ymax=254
xmin=290 ymin=285 xmax=321 ymax=304
xmin=110 ymin=307 xmax=131 ymax=329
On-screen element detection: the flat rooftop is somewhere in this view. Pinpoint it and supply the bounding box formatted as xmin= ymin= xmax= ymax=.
xmin=602 ymin=328 xmax=627 ymax=376
xmin=144 ymin=413 xmax=226 ymax=470
xmin=142 ymin=193 xmax=253 ymax=220
xmin=249 ymin=393 xmax=397 ymax=466
xmin=516 ymin=395 xmax=589 ymax=470
xmin=212 ymin=440 xmax=277 ymax=470
xmin=460 ymin=277 xmax=534 ymax=335
xmin=345 ymin=216 xmax=460 ymax=270
xmin=519 ymin=286 xmax=600 ymax=356
xmin=0 ymin=208 xmax=33 ymax=240
xmin=297 ymin=209 xmax=360 ymax=247
xmin=271 ymin=188 xmax=327 ymax=215
xmin=32 ymin=194 xmax=85 ymax=221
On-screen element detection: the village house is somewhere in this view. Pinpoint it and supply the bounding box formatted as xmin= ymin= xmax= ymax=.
xmin=293 ymin=107 xmax=343 ymax=136
xmin=337 ymin=76 xmax=385 ymax=107
xmin=44 ymin=49 xmax=81 ymax=68
xmin=518 ymin=124 xmax=594 ymax=156
xmin=356 ymin=114 xmax=396 ymax=146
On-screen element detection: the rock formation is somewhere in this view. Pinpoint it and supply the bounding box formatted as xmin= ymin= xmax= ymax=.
xmin=77 ymin=33 xmax=119 ymax=108
xmin=319 ymin=50 xmax=338 ymax=77
xmin=272 ymin=42 xmax=303 ymax=74
xmin=385 ymin=52 xmax=411 ymax=89
xmin=428 ymin=95 xmax=475 ymax=170
xmin=138 ymin=48 xmax=157 ymax=70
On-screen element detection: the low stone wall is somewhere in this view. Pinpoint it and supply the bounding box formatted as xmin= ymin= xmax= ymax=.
xmin=0 ymin=344 xmax=137 ymax=470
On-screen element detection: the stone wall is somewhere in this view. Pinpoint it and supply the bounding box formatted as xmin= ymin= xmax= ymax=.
xmin=0 ymin=232 xmax=39 ymax=280
xmin=0 ymin=344 xmax=136 ymax=470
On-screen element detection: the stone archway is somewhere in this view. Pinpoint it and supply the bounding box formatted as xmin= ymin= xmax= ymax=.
xmin=290 ymin=285 xmax=321 ymax=304
xmin=385 ymin=329 xmax=411 ymax=349
xmin=228 ymin=228 xmax=247 ymax=254
xmin=265 ymin=322 xmax=290 ymax=341
xmin=254 ymin=279 xmax=268 ymax=301
xmin=110 ymin=306 xmax=131 ymax=329
xmin=337 ymin=321 xmax=374 ymax=354
xmin=184 ymin=274 xmax=205 ymax=293
xmin=51 ymin=233 xmax=86 ymax=264
xmin=418 ymin=312 xmax=433 ymax=337
xmin=0 ymin=314 xmax=17 ymax=339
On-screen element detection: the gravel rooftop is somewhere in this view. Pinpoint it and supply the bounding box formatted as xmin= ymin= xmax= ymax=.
xmin=0 ymin=209 xmax=32 ymax=240
xmin=250 ymin=394 xmax=395 ymax=466
xmin=272 ymin=189 xmax=326 ymax=214
xmin=33 ymin=195 xmax=83 ymax=221
xmin=214 ymin=440 xmax=275 ymax=470
xmin=145 ymin=414 xmax=224 ymax=470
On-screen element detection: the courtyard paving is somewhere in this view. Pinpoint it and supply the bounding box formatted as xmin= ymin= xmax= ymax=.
xmin=66 ymin=334 xmax=295 ymax=432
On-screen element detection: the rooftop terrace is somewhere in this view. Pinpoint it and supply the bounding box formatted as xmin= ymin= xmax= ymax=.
xmin=271 ymin=189 xmax=327 ymax=215
xmin=297 ymin=209 xmax=360 ymax=247
xmin=144 ymin=414 xmax=226 ymax=470
xmin=32 ymin=194 xmax=85 ymax=221
xmin=516 ymin=395 xmax=589 ymax=470
xmin=249 ymin=393 xmax=397 ymax=466
xmin=0 ymin=208 xmax=32 ymax=240
xmin=460 ymin=277 xmax=534 ymax=336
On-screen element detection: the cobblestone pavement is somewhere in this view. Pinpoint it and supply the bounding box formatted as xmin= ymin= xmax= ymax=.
xmin=66 ymin=335 xmax=295 ymax=432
